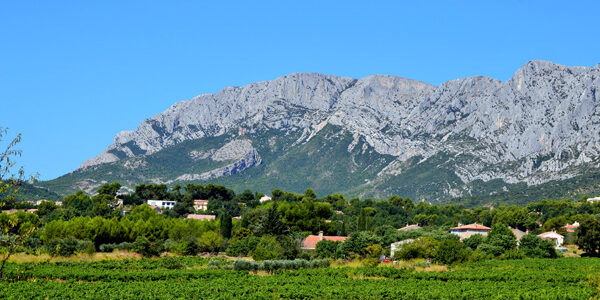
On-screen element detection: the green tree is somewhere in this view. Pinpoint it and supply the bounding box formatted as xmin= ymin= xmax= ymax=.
xmin=434 ymin=239 xmax=470 ymax=264
xmin=251 ymin=235 xmax=283 ymax=261
xmin=219 ymin=211 xmax=233 ymax=239
xmin=576 ymin=218 xmax=600 ymax=257
xmin=199 ymin=231 xmax=224 ymax=254
xmin=519 ymin=234 xmax=558 ymax=258
xmin=315 ymin=239 xmax=341 ymax=258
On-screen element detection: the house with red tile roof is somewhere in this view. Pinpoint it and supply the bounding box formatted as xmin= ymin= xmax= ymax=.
xmin=563 ymin=222 xmax=579 ymax=233
xmin=450 ymin=223 xmax=491 ymax=240
xmin=538 ymin=231 xmax=564 ymax=246
xmin=302 ymin=231 xmax=348 ymax=250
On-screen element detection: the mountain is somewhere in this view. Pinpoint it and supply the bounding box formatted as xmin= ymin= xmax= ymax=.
xmin=42 ymin=61 xmax=600 ymax=205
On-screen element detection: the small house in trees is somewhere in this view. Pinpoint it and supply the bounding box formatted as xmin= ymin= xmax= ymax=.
xmin=390 ymin=239 xmax=415 ymax=257
xmin=193 ymin=200 xmax=209 ymax=211
xmin=302 ymin=231 xmax=348 ymax=250
xmin=147 ymin=200 xmax=177 ymax=209
xmin=450 ymin=223 xmax=491 ymax=240
xmin=563 ymin=222 xmax=580 ymax=233
xmin=398 ymin=224 xmax=421 ymax=231
xmin=259 ymin=195 xmax=272 ymax=203
xmin=510 ymin=228 xmax=526 ymax=241
xmin=537 ymin=231 xmax=564 ymax=246
xmin=186 ymin=214 xmax=216 ymax=221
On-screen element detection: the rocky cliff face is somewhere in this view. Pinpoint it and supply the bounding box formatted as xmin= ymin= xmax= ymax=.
xmin=69 ymin=61 xmax=600 ymax=201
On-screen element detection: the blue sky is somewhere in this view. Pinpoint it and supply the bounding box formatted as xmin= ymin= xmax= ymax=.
xmin=1 ymin=1 xmax=599 ymax=180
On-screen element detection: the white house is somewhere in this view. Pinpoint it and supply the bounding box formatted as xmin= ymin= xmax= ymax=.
xmin=587 ymin=197 xmax=600 ymax=203
xmin=259 ymin=195 xmax=272 ymax=203
xmin=147 ymin=200 xmax=177 ymax=209
xmin=537 ymin=231 xmax=564 ymax=247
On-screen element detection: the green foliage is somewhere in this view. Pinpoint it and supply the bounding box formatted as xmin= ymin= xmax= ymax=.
xmin=219 ymin=211 xmax=233 ymax=239
xmin=251 ymin=235 xmax=284 ymax=261
xmin=477 ymin=224 xmax=516 ymax=257
xmin=463 ymin=234 xmax=485 ymax=250
xmin=341 ymin=231 xmax=381 ymax=257
xmin=519 ymin=234 xmax=559 ymax=258
xmin=198 ymin=231 xmax=224 ymax=254
xmin=131 ymin=236 xmax=162 ymax=257
xmin=393 ymin=237 xmax=438 ymax=260
xmin=315 ymin=240 xmax=342 ymax=258
xmin=576 ymin=218 xmax=600 ymax=257
xmin=434 ymin=239 xmax=470 ymax=264
xmin=226 ymin=236 xmax=259 ymax=257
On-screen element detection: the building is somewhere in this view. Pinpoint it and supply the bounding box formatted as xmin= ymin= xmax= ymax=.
xmin=537 ymin=231 xmax=564 ymax=246
xmin=149 ymin=205 xmax=161 ymax=213
xmin=398 ymin=224 xmax=421 ymax=231
xmin=193 ymin=200 xmax=209 ymax=211
xmin=259 ymin=195 xmax=272 ymax=203
xmin=510 ymin=228 xmax=526 ymax=241
xmin=390 ymin=239 xmax=415 ymax=257
xmin=587 ymin=197 xmax=600 ymax=203
xmin=187 ymin=214 xmax=216 ymax=221
xmin=301 ymin=231 xmax=348 ymax=250
xmin=450 ymin=223 xmax=491 ymax=240
xmin=147 ymin=200 xmax=177 ymax=209
xmin=563 ymin=222 xmax=580 ymax=233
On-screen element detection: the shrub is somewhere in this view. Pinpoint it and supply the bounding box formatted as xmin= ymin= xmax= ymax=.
xmin=132 ymin=236 xmax=162 ymax=257
xmin=463 ymin=234 xmax=485 ymax=250
xmin=226 ymin=236 xmax=259 ymax=257
xmin=500 ymin=249 xmax=525 ymax=260
xmin=207 ymin=258 xmax=225 ymax=269
xmin=199 ymin=231 xmax=224 ymax=254
xmin=252 ymin=236 xmax=284 ymax=261
xmin=174 ymin=237 xmax=200 ymax=256
xmin=433 ymin=239 xmax=470 ymax=265
xmin=393 ymin=237 xmax=437 ymax=260
xmin=519 ymin=234 xmax=559 ymax=258
xmin=159 ymin=256 xmax=184 ymax=269
xmin=362 ymin=257 xmax=379 ymax=268
xmin=47 ymin=237 xmax=80 ymax=257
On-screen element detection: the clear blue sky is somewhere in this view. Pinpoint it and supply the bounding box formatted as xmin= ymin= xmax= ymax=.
xmin=1 ymin=1 xmax=599 ymax=180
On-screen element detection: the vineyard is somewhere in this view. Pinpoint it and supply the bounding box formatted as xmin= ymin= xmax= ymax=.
xmin=0 ymin=257 xmax=599 ymax=299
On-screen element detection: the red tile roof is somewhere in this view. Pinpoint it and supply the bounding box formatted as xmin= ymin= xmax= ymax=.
xmin=302 ymin=235 xmax=348 ymax=250
xmin=451 ymin=223 xmax=491 ymax=231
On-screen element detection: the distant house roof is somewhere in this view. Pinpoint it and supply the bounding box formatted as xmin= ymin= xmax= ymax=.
xmin=193 ymin=200 xmax=209 ymax=205
xmin=538 ymin=231 xmax=564 ymax=239
xmin=398 ymin=224 xmax=421 ymax=231
xmin=26 ymin=209 xmax=38 ymax=213
xmin=510 ymin=228 xmax=526 ymax=241
xmin=302 ymin=233 xmax=348 ymax=250
xmin=451 ymin=223 xmax=491 ymax=231
xmin=334 ymin=210 xmax=344 ymax=215
xmin=187 ymin=214 xmax=216 ymax=220
xmin=259 ymin=196 xmax=272 ymax=203
xmin=563 ymin=222 xmax=580 ymax=233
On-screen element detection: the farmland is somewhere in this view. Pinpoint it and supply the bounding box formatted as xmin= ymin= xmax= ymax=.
xmin=0 ymin=257 xmax=598 ymax=299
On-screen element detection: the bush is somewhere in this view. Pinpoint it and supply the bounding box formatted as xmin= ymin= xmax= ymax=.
xmin=99 ymin=242 xmax=133 ymax=252
xmin=47 ymin=237 xmax=80 ymax=257
xmin=433 ymin=239 xmax=470 ymax=265
xmin=477 ymin=224 xmax=517 ymax=257
xmin=463 ymin=234 xmax=485 ymax=250
xmin=393 ymin=237 xmax=437 ymax=260
xmin=362 ymin=257 xmax=379 ymax=268
xmin=198 ymin=231 xmax=224 ymax=254
xmin=207 ymin=258 xmax=226 ymax=269
xmin=226 ymin=236 xmax=259 ymax=257
xmin=174 ymin=237 xmax=200 ymax=256
xmin=252 ymin=236 xmax=284 ymax=261
xmin=232 ymin=259 xmax=328 ymax=272
xmin=500 ymin=249 xmax=525 ymax=260
xmin=159 ymin=256 xmax=184 ymax=269
xmin=519 ymin=234 xmax=559 ymax=258
xmin=132 ymin=236 xmax=162 ymax=257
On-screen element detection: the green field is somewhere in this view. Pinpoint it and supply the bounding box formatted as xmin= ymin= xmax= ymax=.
xmin=0 ymin=257 xmax=598 ymax=299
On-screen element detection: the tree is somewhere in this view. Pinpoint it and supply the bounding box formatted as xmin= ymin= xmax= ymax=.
xmin=434 ymin=239 xmax=470 ymax=264
xmin=96 ymin=182 xmax=122 ymax=197
xmin=198 ymin=231 xmax=224 ymax=254
xmin=1 ymin=127 xmax=37 ymax=209
xmin=477 ymin=224 xmax=517 ymax=257
xmin=219 ymin=211 xmax=232 ymax=239
xmin=576 ymin=218 xmax=600 ymax=257
xmin=463 ymin=234 xmax=485 ymax=250
xmin=315 ymin=240 xmax=341 ymax=258
xmin=519 ymin=234 xmax=558 ymax=258
xmin=0 ymin=212 xmax=38 ymax=278
xmin=251 ymin=235 xmax=284 ymax=261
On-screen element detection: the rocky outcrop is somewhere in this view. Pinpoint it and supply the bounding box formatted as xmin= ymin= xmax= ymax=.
xmin=78 ymin=61 xmax=600 ymax=191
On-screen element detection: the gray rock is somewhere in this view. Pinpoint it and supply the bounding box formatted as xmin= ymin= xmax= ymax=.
xmin=79 ymin=61 xmax=600 ymax=190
